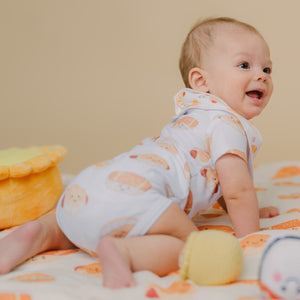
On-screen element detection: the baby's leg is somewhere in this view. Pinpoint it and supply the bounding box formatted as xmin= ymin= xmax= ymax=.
xmin=0 ymin=213 xmax=75 ymax=274
xmin=97 ymin=202 xmax=197 ymax=289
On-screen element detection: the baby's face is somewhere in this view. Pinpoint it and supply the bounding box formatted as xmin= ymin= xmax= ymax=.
xmin=201 ymin=24 xmax=273 ymax=120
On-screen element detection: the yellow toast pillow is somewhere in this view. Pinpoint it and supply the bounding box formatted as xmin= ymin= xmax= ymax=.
xmin=0 ymin=145 xmax=66 ymax=229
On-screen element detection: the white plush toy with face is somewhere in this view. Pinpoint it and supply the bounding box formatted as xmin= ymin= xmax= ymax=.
xmin=259 ymin=234 xmax=300 ymax=299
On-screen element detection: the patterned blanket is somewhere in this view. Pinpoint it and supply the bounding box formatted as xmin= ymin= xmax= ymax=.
xmin=1 ymin=161 xmax=300 ymax=299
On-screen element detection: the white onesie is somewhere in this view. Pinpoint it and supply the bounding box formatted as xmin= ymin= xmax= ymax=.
xmin=56 ymin=88 xmax=262 ymax=253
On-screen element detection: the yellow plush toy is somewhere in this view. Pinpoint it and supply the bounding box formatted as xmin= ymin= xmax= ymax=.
xmin=0 ymin=145 xmax=66 ymax=229
xmin=180 ymin=230 xmax=243 ymax=285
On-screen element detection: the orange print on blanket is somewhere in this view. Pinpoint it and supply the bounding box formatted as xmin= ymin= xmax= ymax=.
xmin=146 ymin=280 xmax=195 ymax=297
xmin=230 ymin=279 xmax=259 ymax=285
xmin=240 ymin=234 xmax=270 ymax=250
xmin=201 ymin=212 xmax=225 ymax=219
xmin=211 ymin=202 xmax=222 ymax=210
xmin=255 ymin=187 xmax=267 ymax=192
xmin=271 ymin=166 xmax=300 ymax=179
xmin=278 ymin=193 xmax=300 ymax=200
xmin=197 ymin=224 xmax=234 ymax=234
xmin=10 ymin=273 xmax=55 ymax=282
xmin=267 ymin=219 xmax=300 ymax=230
xmin=286 ymin=208 xmax=300 ymax=214
xmin=0 ymin=293 xmax=32 ymax=300
xmin=40 ymin=249 xmax=79 ymax=256
xmin=27 ymin=249 xmax=79 ymax=264
xmin=274 ymin=181 xmax=300 ymax=186
xmin=75 ymin=263 xmax=102 ymax=277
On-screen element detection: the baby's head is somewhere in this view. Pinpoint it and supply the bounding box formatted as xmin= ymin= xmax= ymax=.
xmin=179 ymin=17 xmax=273 ymax=119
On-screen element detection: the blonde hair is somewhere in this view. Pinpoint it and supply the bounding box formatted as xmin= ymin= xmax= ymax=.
xmin=179 ymin=17 xmax=264 ymax=87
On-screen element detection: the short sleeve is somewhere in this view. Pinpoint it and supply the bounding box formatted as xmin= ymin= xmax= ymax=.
xmin=208 ymin=114 xmax=248 ymax=164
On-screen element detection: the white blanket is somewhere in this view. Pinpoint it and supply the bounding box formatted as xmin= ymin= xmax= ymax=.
xmin=1 ymin=161 xmax=300 ymax=299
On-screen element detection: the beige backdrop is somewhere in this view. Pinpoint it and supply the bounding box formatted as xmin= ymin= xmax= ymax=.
xmin=1 ymin=0 xmax=299 ymax=173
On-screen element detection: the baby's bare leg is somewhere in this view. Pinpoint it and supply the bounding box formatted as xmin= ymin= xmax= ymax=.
xmin=97 ymin=203 xmax=197 ymax=289
xmin=0 ymin=213 xmax=75 ymax=274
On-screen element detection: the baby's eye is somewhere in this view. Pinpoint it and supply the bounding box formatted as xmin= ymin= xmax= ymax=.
xmin=238 ymin=62 xmax=250 ymax=69
xmin=263 ymin=67 xmax=272 ymax=74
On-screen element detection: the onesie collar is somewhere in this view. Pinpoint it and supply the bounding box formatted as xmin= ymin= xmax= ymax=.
xmin=173 ymin=88 xmax=262 ymax=177
xmin=174 ymin=88 xmax=237 ymax=118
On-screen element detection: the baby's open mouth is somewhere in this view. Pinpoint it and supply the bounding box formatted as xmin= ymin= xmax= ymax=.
xmin=246 ymin=90 xmax=263 ymax=99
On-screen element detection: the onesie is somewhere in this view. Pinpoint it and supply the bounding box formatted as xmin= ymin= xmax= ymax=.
xmin=56 ymin=88 xmax=262 ymax=253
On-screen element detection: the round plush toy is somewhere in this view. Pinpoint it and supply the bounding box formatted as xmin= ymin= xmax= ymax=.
xmin=0 ymin=145 xmax=66 ymax=229
xmin=258 ymin=233 xmax=300 ymax=299
xmin=179 ymin=230 xmax=243 ymax=285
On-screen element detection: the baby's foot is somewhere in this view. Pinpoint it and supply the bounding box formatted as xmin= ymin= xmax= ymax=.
xmin=96 ymin=236 xmax=135 ymax=289
xmin=0 ymin=221 xmax=44 ymax=274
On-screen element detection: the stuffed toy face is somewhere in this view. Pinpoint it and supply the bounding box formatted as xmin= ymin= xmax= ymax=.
xmin=259 ymin=234 xmax=300 ymax=299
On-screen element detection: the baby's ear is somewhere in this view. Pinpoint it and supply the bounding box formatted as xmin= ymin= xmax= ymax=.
xmin=188 ymin=67 xmax=209 ymax=92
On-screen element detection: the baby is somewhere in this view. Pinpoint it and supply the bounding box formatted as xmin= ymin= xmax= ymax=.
xmin=0 ymin=17 xmax=278 ymax=289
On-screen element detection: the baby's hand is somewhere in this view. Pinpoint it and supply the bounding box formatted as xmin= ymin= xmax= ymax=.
xmin=259 ymin=206 xmax=279 ymax=218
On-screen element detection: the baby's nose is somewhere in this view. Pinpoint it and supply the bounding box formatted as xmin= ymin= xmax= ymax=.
xmin=254 ymin=69 xmax=267 ymax=81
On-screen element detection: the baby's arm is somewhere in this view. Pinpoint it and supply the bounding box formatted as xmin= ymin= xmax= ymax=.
xmin=218 ymin=197 xmax=279 ymax=218
xmin=215 ymin=154 xmax=260 ymax=238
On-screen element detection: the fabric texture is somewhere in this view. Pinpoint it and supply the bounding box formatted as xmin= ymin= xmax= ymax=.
xmin=1 ymin=161 xmax=300 ymax=299
xmin=56 ymin=89 xmax=260 ymax=252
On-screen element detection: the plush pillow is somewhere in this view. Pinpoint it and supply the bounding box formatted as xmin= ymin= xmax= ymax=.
xmin=0 ymin=145 xmax=66 ymax=229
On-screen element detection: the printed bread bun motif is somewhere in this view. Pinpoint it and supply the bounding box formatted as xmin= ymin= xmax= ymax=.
xmin=156 ymin=137 xmax=178 ymax=154
xmin=184 ymin=190 xmax=193 ymax=215
xmin=251 ymin=145 xmax=258 ymax=154
xmin=215 ymin=114 xmax=245 ymax=134
xmin=201 ymin=167 xmax=219 ymax=194
xmin=225 ymin=149 xmax=247 ymax=163
xmin=130 ymin=154 xmax=170 ymax=170
xmin=61 ymin=184 xmax=88 ymax=216
xmin=99 ymin=217 xmax=137 ymax=238
xmin=106 ymin=171 xmax=152 ymax=195
xmin=172 ymin=116 xmax=199 ymax=130
xmin=183 ymin=162 xmax=191 ymax=182
xmin=176 ymin=90 xmax=185 ymax=108
xmin=164 ymin=183 xmax=175 ymax=198
xmin=186 ymin=99 xmax=200 ymax=108
xmin=190 ymin=147 xmax=211 ymax=165
xmin=209 ymin=96 xmax=220 ymax=104
xmin=151 ymin=136 xmax=160 ymax=142
xmin=93 ymin=159 xmax=114 ymax=168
